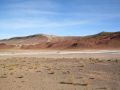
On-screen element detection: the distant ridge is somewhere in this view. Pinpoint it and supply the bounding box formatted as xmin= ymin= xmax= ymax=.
xmin=0 ymin=31 xmax=120 ymax=50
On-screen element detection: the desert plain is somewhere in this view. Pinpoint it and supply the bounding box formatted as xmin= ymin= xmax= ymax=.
xmin=0 ymin=50 xmax=120 ymax=90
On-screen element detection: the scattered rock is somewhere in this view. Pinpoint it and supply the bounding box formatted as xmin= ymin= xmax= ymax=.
xmin=0 ymin=75 xmax=7 ymax=78
xmin=59 ymin=81 xmax=72 ymax=85
xmin=36 ymin=70 xmax=41 ymax=72
xmin=96 ymin=87 xmax=107 ymax=89
xmin=89 ymin=77 xmax=95 ymax=80
xmin=16 ymin=75 xmax=24 ymax=78
xmin=48 ymin=71 xmax=54 ymax=74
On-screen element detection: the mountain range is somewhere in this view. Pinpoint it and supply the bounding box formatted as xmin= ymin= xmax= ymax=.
xmin=0 ymin=32 xmax=120 ymax=50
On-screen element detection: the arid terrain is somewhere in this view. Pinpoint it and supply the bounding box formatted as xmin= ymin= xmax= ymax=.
xmin=0 ymin=32 xmax=120 ymax=90
xmin=0 ymin=50 xmax=120 ymax=90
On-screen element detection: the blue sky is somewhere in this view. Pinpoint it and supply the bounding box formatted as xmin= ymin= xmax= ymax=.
xmin=0 ymin=0 xmax=120 ymax=39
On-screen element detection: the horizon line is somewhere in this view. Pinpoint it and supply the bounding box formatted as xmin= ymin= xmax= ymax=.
xmin=0 ymin=31 xmax=119 ymax=40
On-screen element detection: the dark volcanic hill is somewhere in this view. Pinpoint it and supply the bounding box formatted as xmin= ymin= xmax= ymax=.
xmin=0 ymin=32 xmax=120 ymax=50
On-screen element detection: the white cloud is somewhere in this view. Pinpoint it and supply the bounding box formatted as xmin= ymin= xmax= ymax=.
xmin=0 ymin=18 xmax=91 ymax=30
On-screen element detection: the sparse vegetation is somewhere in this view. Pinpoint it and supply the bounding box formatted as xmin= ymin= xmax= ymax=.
xmin=0 ymin=52 xmax=119 ymax=90
xmin=59 ymin=81 xmax=88 ymax=86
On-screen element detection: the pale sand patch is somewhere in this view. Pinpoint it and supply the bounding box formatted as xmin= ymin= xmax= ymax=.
xmin=0 ymin=50 xmax=120 ymax=59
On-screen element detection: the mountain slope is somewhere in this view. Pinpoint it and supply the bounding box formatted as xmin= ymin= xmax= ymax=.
xmin=0 ymin=32 xmax=120 ymax=50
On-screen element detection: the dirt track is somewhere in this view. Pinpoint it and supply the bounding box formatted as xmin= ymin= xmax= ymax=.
xmin=0 ymin=50 xmax=120 ymax=59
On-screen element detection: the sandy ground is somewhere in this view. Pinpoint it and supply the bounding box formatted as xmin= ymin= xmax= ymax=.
xmin=0 ymin=50 xmax=120 ymax=90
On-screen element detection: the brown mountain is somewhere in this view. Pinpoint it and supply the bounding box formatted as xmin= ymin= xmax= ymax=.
xmin=0 ymin=32 xmax=120 ymax=50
